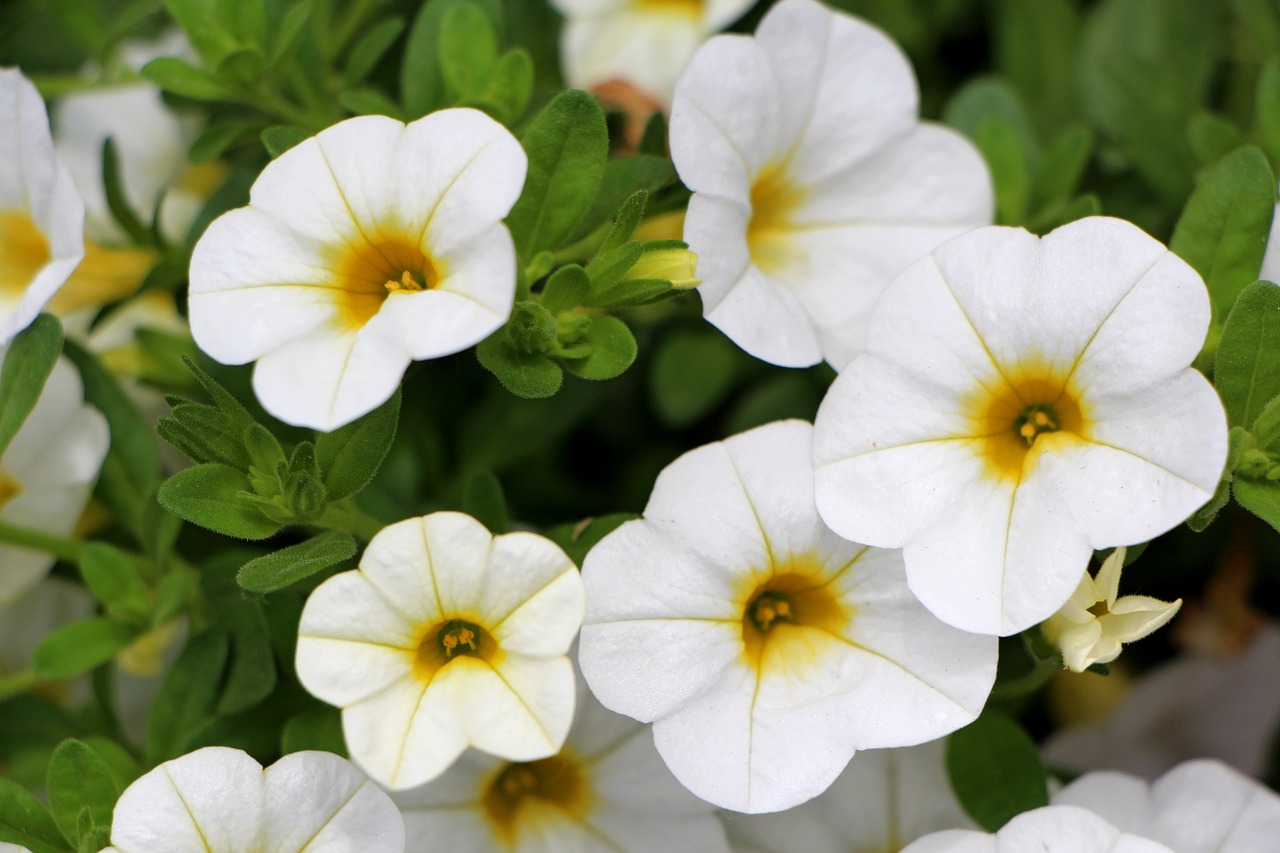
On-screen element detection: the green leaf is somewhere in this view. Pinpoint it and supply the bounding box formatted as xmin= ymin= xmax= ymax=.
xmin=440 ymin=3 xmax=497 ymax=101
xmin=480 ymin=49 xmax=534 ymax=123
xmin=215 ymin=47 xmax=265 ymax=89
xmin=1257 ymin=59 xmax=1280 ymax=171
xmin=401 ymin=0 xmax=503 ymax=118
xmin=649 ymin=328 xmax=740 ymax=428
xmin=47 ymin=740 xmax=118 ymax=847
xmin=32 ymin=619 xmax=138 ymax=680
xmin=1234 ymin=477 xmax=1280 ymax=534
xmin=261 ymin=125 xmax=310 ymax=159
xmin=315 ymin=390 xmax=401 ymax=500
xmin=545 ymin=513 xmax=635 ymax=568
xmin=281 ymin=705 xmax=346 ymax=756
xmin=540 ymin=265 xmax=590 ymax=314
xmin=506 ymin=90 xmax=608 ymax=259
xmin=337 ymin=88 xmax=402 ymax=119
xmin=188 ymin=120 xmax=258 ymax=164
xmin=1171 ymin=149 xmax=1274 ymax=325
xmin=79 ymin=543 xmax=150 ymax=624
xmin=1030 ymin=126 xmax=1093 ymax=212
xmin=237 ymin=531 xmax=358 ymax=593
xmin=1079 ymin=0 xmax=1218 ymax=203
xmin=1189 ymin=113 xmax=1245 ymax=168
xmin=976 ymin=114 xmax=1032 ymax=225
xmin=158 ymin=463 xmax=282 ymax=540
xmin=75 ymin=738 xmax=141 ymax=790
xmin=944 ymin=78 xmax=1040 ymax=169
xmin=270 ymin=0 xmax=314 ymax=69
xmin=216 ymin=0 xmax=266 ymax=49
xmin=567 ymin=156 xmax=675 ymax=246
xmin=0 ymin=778 xmax=70 ymax=853
xmin=101 ymin=138 xmax=150 ymax=244
xmin=585 ymin=242 xmax=645 ymax=298
xmin=946 ymin=712 xmax=1049 ymax=832
xmin=476 ymin=335 xmax=563 ymax=398
xmin=146 ymin=631 xmax=229 ymax=765
xmin=140 ymin=57 xmax=230 ymax=101
xmin=210 ymin=599 xmax=277 ymax=714
xmin=638 ymin=110 xmax=667 ymax=158
xmin=463 ymin=470 xmax=509 ymax=533
xmin=345 ymin=16 xmax=405 ymax=86
xmin=993 ymin=0 xmax=1080 ymax=134
xmin=1254 ymin=394 xmax=1280 ymax=450
xmin=561 ymin=315 xmax=637 ymax=381
xmin=0 ymin=314 xmax=63 ymax=458
xmin=1215 ymin=281 xmax=1280 ymax=428
xmin=161 ymin=0 xmax=239 ymax=64
xmin=598 ymin=190 xmax=648 ymax=254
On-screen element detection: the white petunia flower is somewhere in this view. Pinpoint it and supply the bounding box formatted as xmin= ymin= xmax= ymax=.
xmin=0 ymin=68 xmax=85 ymax=344
xmin=1053 ymin=759 xmax=1280 ymax=853
xmin=552 ymin=0 xmax=754 ymax=106
xmin=1041 ymin=547 xmax=1182 ymax=672
xmin=296 ymin=511 xmax=585 ymax=791
xmin=670 ymin=0 xmax=993 ymax=369
xmin=814 ymin=217 xmax=1228 ymax=636
xmin=899 ymin=805 xmax=1174 ymax=853
xmin=578 ymin=420 xmax=997 ymax=814
xmin=101 ymin=746 xmax=405 ymax=853
xmin=0 ymin=355 xmax=109 ymax=606
xmin=394 ymin=671 xmax=732 ymax=852
xmin=722 ymin=739 xmax=973 ymax=853
xmin=188 ymin=109 xmax=527 ymax=431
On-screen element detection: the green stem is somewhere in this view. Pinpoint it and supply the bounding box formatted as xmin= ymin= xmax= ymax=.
xmin=315 ymin=500 xmax=385 ymax=542
xmin=0 ymin=668 xmax=38 ymax=702
xmin=0 ymin=520 xmax=84 ymax=563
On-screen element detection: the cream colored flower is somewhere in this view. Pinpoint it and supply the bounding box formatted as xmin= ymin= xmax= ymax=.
xmin=296 ymin=511 xmax=585 ymax=790
xmin=395 ymin=676 xmax=732 ymax=852
xmin=0 ymin=68 xmax=85 ymax=344
xmin=814 ymin=217 xmax=1228 ymax=636
xmin=900 ymin=806 xmax=1173 ymax=853
xmin=101 ymin=747 xmax=404 ymax=853
xmin=578 ymin=420 xmax=996 ymax=813
xmin=1042 ymin=547 xmax=1181 ymax=672
xmin=553 ymin=0 xmax=754 ymax=105
xmin=671 ymin=0 xmax=992 ymax=368
xmin=0 ymin=355 xmax=109 ymax=606
xmin=189 ymin=109 xmax=526 ymax=430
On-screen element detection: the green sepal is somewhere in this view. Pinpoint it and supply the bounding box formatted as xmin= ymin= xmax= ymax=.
xmin=540 ymin=265 xmax=591 ymax=314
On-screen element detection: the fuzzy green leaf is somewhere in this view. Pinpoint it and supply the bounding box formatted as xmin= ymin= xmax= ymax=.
xmin=0 ymin=314 xmax=63 ymax=458
xmin=32 ymin=619 xmax=138 ymax=680
xmin=946 ymin=712 xmax=1049 ymax=831
xmin=1215 ymin=281 xmax=1280 ymax=428
xmin=1234 ymin=477 xmax=1280 ymax=534
xmin=158 ymin=463 xmax=281 ymax=540
xmin=140 ymin=57 xmax=229 ymax=100
xmin=314 ymin=390 xmax=401 ymax=501
xmin=0 ymin=778 xmax=70 ymax=853
xmin=237 ymin=531 xmax=358 ymax=593
xmin=47 ymin=740 xmax=118 ymax=847
xmin=476 ymin=335 xmax=563 ymax=398
xmin=561 ymin=316 xmax=637 ymax=381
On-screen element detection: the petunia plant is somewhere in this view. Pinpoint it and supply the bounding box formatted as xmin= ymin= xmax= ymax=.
xmin=2 ymin=0 xmax=1280 ymax=851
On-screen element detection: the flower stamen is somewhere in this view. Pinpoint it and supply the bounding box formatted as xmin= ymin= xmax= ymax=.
xmin=437 ymin=620 xmax=481 ymax=658
xmin=1015 ymin=404 xmax=1061 ymax=446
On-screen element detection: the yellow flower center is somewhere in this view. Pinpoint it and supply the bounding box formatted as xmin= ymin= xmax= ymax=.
xmin=332 ymin=233 xmax=441 ymax=330
xmin=741 ymin=555 xmax=852 ymax=669
xmin=413 ymin=618 xmax=498 ymax=682
xmin=482 ymin=753 xmax=591 ymax=843
xmin=966 ymin=362 xmax=1087 ymax=483
xmin=48 ymin=240 xmax=157 ymax=315
xmin=0 ymin=211 xmax=51 ymax=295
xmin=0 ymin=470 xmax=22 ymax=510
xmin=635 ymin=0 xmax=702 ymax=16
xmin=747 ymin=163 xmax=807 ymax=278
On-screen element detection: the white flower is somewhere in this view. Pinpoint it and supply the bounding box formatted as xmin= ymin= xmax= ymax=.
xmin=670 ymin=0 xmax=992 ymax=369
xmin=722 ymin=739 xmax=973 ymax=853
xmin=0 ymin=68 xmax=85 ymax=344
xmin=0 ymin=355 xmax=109 ymax=606
xmin=101 ymin=746 xmax=405 ymax=853
xmin=1042 ymin=622 xmax=1280 ymax=780
xmin=552 ymin=0 xmax=754 ymax=105
xmin=394 ymin=671 xmax=732 ymax=852
xmin=899 ymin=805 xmax=1173 ymax=853
xmin=1053 ymin=760 xmax=1280 ymax=853
xmin=52 ymin=32 xmax=199 ymax=244
xmin=296 ymin=511 xmax=585 ymax=791
xmin=814 ymin=217 xmax=1228 ymax=636
xmin=578 ymin=420 xmax=997 ymax=814
xmin=1041 ymin=547 xmax=1182 ymax=672
xmin=189 ymin=109 xmax=527 ymax=431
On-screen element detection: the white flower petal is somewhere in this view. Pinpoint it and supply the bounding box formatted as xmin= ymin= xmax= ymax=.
xmin=108 ymin=747 xmax=266 ymax=853
xmin=754 ymin=0 xmax=917 ymax=183
xmin=264 ymin=751 xmax=405 ymax=853
xmin=562 ymin=13 xmax=703 ymax=106
xmin=901 ymin=806 xmax=1174 ymax=853
xmin=670 ymin=35 xmax=781 ymax=203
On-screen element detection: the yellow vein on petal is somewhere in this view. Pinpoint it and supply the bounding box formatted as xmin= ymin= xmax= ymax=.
xmin=162 ymin=767 xmax=216 ymax=853
xmin=293 ymin=779 xmax=371 ymax=853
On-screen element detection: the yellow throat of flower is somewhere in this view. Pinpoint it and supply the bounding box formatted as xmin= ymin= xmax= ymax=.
xmin=482 ymin=752 xmax=592 ymax=844
xmin=332 ymin=231 xmax=442 ymax=330
xmin=740 ymin=553 xmax=853 ymax=670
xmin=747 ymin=163 xmax=807 ymax=278
xmin=413 ymin=617 xmax=500 ymax=682
xmin=0 ymin=211 xmax=52 ymax=296
xmin=966 ymin=360 xmax=1087 ymax=483
xmin=0 ymin=469 xmax=22 ymax=510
